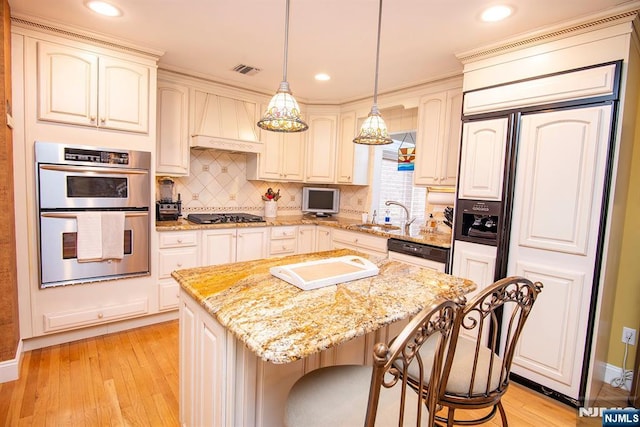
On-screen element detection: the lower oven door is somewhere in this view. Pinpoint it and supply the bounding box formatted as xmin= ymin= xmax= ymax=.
xmin=39 ymin=211 xmax=150 ymax=288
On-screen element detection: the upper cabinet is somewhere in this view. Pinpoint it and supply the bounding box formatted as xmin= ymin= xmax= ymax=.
xmin=37 ymin=40 xmax=151 ymax=133
xmin=414 ymin=88 xmax=463 ymax=186
xmin=247 ymin=104 xmax=305 ymax=182
xmin=457 ymin=117 xmax=509 ymax=201
xmin=305 ymin=111 xmax=337 ymax=183
xmin=336 ymin=111 xmax=369 ymax=185
xmin=156 ymin=80 xmax=190 ymax=176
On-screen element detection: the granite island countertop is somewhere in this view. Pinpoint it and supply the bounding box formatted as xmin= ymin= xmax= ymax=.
xmin=172 ymin=248 xmax=475 ymax=364
xmin=158 ymin=214 xmax=453 ymax=249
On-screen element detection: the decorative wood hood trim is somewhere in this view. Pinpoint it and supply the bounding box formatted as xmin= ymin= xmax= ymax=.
xmin=456 ymin=5 xmax=640 ymax=65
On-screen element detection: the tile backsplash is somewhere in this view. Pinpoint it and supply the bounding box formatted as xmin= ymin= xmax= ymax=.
xmin=159 ymin=149 xmax=368 ymax=219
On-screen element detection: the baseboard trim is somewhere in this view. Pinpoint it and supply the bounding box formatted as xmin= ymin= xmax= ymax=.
xmin=604 ymin=362 xmax=634 ymax=391
xmin=0 ymin=339 xmax=23 ymax=383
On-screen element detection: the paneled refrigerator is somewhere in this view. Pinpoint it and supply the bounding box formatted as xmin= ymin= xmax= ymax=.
xmin=451 ymin=61 xmax=621 ymax=406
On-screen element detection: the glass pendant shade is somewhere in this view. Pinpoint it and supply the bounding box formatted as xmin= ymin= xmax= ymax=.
xmin=258 ymin=81 xmax=308 ymax=132
xmin=353 ymin=104 xmax=393 ymax=145
xmin=257 ymin=0 xmax=308 ymax=133
xmin=354 ymin=0 xmax=392 ymax=145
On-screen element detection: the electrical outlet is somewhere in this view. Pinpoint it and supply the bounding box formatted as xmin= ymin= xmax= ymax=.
xmin=622 ymin=327 xmax=637 ymax=345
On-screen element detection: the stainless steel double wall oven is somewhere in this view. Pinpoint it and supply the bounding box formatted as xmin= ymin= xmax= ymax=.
xmin=35 ymin=142 xmax=151 ymax=288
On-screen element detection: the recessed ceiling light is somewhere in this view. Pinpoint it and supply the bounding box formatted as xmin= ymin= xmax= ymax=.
xmin=481 ymin=5 xmax=512 ymax=22
xmin=85 ymin=1 xmax=122 ymax=17
xmin=314 ymin=73 xmax=331 ymax=81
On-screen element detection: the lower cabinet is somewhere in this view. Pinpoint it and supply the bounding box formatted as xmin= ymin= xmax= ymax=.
xmin=43 ymin=298 xmax=149 ymax=333
xmin=331 ymin=228 xmax=388 ymax=258
xmin=158 ymin=230 xmax=199 ymax=311
xmin=269 ymin=226 xmax=298 ymax=257
xmin=315 ymin=226 xmax=333 ymax=252
xmin=180 ymin=289 xmax=395 ymax=427
xmin=297 ymin=225 xmax=316 ymax=254
xmin=201 ymin=228 xmax=268 ymax=266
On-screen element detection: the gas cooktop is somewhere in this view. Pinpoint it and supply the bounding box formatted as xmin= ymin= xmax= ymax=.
xmin=186 ymin=213 xmax=265 ymax=224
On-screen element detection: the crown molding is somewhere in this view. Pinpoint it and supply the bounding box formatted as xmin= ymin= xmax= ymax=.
xmin=456 ymin=3 xmax=640 ymax=64
xmin=11 ymin=13 xmax=164 ymax=61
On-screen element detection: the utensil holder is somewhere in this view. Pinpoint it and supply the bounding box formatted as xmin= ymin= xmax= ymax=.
xmin=264 ymin=200 xmax=277 ymax=218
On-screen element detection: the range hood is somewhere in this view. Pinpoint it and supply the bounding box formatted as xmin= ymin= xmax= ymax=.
xmin=190 ymin=90 xmax=263 ymax=154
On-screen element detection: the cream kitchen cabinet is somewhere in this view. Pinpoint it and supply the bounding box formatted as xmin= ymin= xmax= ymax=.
xmin=316 ymin=226 xmax=333 ymax=252
xmin=158 ymin=230 xmax=199 ymax=311
xmin=331 ymin=228 xmax=387 ymax=258
xmin=201 ymin=228 xmax=268 ymax=266
xmin=247 ymin=122 xmax=305 ymax=182
xmin=269 ymin=226 xmax=298 ymax=257
xmin=414 ymin=89 xmax=463 ymax=186
xmin=179 ymin=290 xmax=229 ymax=427
xmin=336 ymin=111 xmax=369 ymax=185
xmin=297 ymin=225 xmax=317 ymax=254
xmin=36 ymin=40 xmax=151 ymax=133
xmin=305 ymin=112 xmax=338 ymax=183
xmin=156 ymin=80 xmax=190 ymax=176
xmin=457 ymin=117 xmax=509 ymax=201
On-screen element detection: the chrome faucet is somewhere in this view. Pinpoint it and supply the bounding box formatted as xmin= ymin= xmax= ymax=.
xmin=384 ymin=200 xmax=416 ymax=233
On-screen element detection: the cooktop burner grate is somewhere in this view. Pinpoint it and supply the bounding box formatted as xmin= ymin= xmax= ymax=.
xmin=186 ymin=213 xmax=265 ymax=224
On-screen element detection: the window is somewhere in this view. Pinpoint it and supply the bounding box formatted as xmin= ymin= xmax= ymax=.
xmin=372 ymin=131 xmax=426 ymax=225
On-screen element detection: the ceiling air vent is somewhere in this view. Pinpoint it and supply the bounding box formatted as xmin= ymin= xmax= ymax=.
xmin=232 ymin=64 xmax=261 ymax=76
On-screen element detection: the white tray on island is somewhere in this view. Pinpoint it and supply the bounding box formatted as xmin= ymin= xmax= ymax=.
xmin=269 ymin=255 xmax=379 ymax=290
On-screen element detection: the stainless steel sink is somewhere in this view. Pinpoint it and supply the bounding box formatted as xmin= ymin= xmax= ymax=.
xmin=352 ymin=223 xmax=401 ymax=232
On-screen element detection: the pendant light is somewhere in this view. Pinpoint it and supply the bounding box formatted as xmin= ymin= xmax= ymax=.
xmin=354 ymin=0 xmax=393 ymax=145
xmin=257 ymin=0 xmax=308 ymax=133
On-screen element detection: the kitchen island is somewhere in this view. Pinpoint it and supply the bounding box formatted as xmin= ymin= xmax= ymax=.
xmin=172 ymin=249 xmax=475 ymax=427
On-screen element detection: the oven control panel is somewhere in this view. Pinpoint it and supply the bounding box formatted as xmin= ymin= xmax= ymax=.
xmin=64 ymin=147 xmax=130 ymax=165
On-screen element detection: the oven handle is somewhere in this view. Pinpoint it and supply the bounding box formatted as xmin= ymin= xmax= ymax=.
xmin=41 ymin=212 xmax=148 ymax=219
xmin=39 ymin=164 xmax=148 ymax=175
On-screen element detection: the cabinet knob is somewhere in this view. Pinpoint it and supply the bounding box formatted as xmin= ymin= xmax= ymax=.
xmin=90 ymin=116 xmax=96 ymax=121
xmin=177 ymin=262 xmax=182 ymax=267
xmin=100 ymin=117 xmax=106 ymax=123
xmin=177 ymin=238 xmax=183 ymax=243
xmin=98 ymin=312 xmax=104 ymax=319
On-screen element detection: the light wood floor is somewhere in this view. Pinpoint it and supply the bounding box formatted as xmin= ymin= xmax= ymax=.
xmin=0 ymin=320 xmax=631 ymax=426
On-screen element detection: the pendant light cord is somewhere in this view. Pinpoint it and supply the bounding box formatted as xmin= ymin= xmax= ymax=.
xmin=282 ymin=0 xmax=291 ymax=83
xmin=373 ymin=0 xmax=384 ymax=105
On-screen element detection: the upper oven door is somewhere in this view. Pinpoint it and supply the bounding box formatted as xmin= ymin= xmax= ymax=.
xmin=38 ymin=164 xmax=150 ymax=210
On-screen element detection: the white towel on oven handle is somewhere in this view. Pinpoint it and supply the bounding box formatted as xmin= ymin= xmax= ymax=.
xmin=76 ymin=212 xmax=102 ymax=262
xmin=101 ymin=211 xmax=125 ymax=260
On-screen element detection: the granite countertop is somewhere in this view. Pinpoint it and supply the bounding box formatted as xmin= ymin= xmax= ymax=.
xmin=157 ymin=214 xmax=453 ymax=249
xmin=172 ymin=248 xmax=475 ymax=364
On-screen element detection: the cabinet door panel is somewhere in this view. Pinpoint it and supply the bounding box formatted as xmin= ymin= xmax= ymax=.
xmin=237 ymin=228 xmax=268 ymax=262
xmin=508 ymin=262 xmax=585 ymax=393
xmin=179 ymin=295 xmax=196 ymax=427
xmin=99 ymin=56 xmax=149 ymax=133
xmin=281 ymin=132 xmax=305 ymax=181
xmin=516 ymin=107 xmax=608 ymax=254
xmin=506 ymin=105 xmax=612 ymax=400
xmin=198 ymin=310 xmax=228 ymax=427
xmin=441 ymin=91 xmax=463 ymax=186
xmin=37 ymin=41 xmax=98 ymax=126
xmin=202 ymin=229 xmax=236 ymax=266
xmin=458 ymin=118 xmax=508 ymax=200
xmin=414 ymin=93 xmax=446 ymax=185
xmin=451 ymin=240 xmax=496 ymax=342
xmin=157 ymin=82 xmax=189 ymax=175
xmin=305 ymin=114 xmax=337 ymax=183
